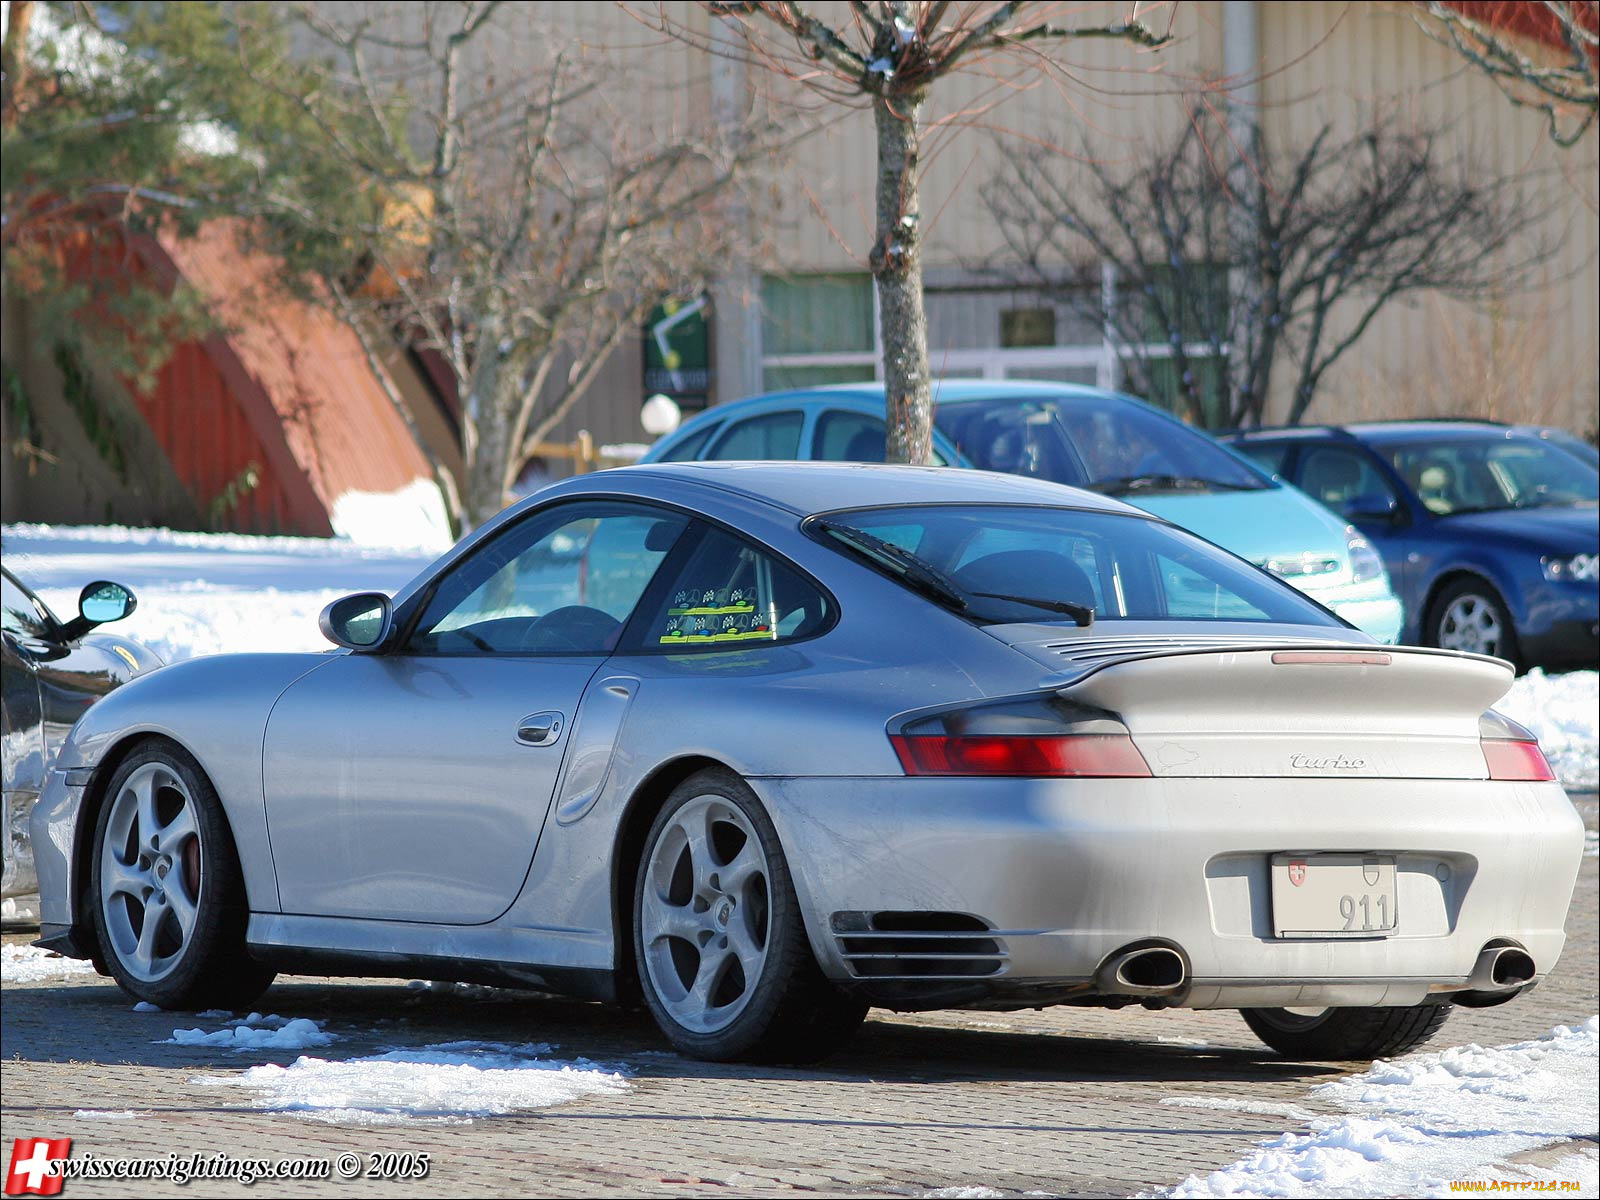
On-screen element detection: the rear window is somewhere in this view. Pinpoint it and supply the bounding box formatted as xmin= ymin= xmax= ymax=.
xmin=812 ymin=505 xmax=1343 ymax=627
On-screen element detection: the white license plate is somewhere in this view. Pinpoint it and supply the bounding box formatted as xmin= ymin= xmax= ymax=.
xmin=1271 ymin=853 xmax=1397 ymax=937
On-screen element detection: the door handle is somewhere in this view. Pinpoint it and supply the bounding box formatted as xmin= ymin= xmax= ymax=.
xmin=515 ymin=712 xmax=563 ymax=747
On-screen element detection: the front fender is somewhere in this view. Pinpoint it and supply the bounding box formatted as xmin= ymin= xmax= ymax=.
xmin=35 ymin=653 xmax=332 ymax=928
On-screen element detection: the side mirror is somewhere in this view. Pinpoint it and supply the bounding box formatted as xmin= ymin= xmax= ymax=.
xmin=80 ymin=581 xmax=136 ymax=625
xmin=56 ymin=580 xmax=137 ymax=642
xmin=1342 ymin=494 xmax=1400 ymax=525
xmin=318 ymin=592 xmax=393 ymax=651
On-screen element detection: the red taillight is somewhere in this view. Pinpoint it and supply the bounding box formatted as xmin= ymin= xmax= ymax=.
xmin=1482 ymin=737 xmax=1556 ymax=782
xmin=891 ymin=733 xmax=1152 ymax=778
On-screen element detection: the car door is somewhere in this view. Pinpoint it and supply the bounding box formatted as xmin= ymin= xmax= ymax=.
xmin=262 ymin=501 xmax=689 ymax=923
xmin=1293 ymin=444 xmax=1418 ymax=586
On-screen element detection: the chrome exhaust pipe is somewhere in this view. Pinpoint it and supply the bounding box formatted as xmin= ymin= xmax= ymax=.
xmin=1467 ymin=944 xmax=1536 ymax=992
xmin=1096 ymin=945 xmax=1187 ymax=995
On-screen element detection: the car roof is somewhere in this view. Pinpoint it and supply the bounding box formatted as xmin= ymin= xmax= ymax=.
xmin=675 ymin=380 xmax=1146 ymax=422
xmin=558 ymin=461 xmax=1148 ymax=519
xmin=1222 ymin=420 xmax=1535 ymax=445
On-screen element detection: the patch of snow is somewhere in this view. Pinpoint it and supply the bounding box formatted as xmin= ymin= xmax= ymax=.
xmin=1159 ymin=1096 xmax=1318 ymax=1122
xmin=167 ymin=1015 xmax=335 ymax=1051
xmin=132 ymin=1001 xmax=162 ymax=1012
xmin=1165 ymin=1017 xmax=1600 ymax=1198
xmin=74 ymin=1110 xmax=141 ymax=1120
xmin=924 ymin=1189 xmax=1005 ymax=1199
xmin=195 ymin=1039 xmax=628 ymax=1125
xmin=1 ymin=943 xmax=98 ymax=983
xmin=1585 ymin=829 xmax=1599 ymax=859
xmin=1497 ymin=669 xmax=1599 ymax=791
xmin=329 ymin=479 xmax=452 ymax=553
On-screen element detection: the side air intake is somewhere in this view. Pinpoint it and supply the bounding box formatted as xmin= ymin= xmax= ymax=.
xmin=830 ymin=911 xmax=1007 ymax=980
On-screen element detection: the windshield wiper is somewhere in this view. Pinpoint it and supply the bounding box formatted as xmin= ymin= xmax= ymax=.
xmin=965 ymin=590 xmax=1094 ymax=627
xmin=813 ymin=521 xmax=1095 ymax=627
xmin=813 ymin=520 xmax=970 ymax=614
xmin=1090 ymin=474 xmax=1256 ymax=496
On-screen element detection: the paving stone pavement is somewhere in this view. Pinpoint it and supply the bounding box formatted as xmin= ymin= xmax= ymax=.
xmin=4 ymin=793 xmax=1595 ymax=1199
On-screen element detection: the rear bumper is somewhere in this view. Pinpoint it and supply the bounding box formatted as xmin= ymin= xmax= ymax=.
xmin=761 ymin=775 xmax=1583 ymax=1009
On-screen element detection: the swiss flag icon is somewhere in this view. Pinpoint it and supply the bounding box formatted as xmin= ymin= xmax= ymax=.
xmin=4 ymin=1139 xmax=71 ymax=1196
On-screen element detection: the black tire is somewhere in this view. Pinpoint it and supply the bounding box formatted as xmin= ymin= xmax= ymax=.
xmin=632 ymin=767 xmax=867 ymax=1063
xmin=1242 ymin=1004 xmax=1452 ymax=1060
xmin=89 ymin=743 xmax=275 ymax=1011
xmin=1426 ymin=577 xmax=1520 ymax=668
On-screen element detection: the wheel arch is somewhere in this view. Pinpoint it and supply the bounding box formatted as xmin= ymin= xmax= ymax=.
xmin=1421 ymin=567 xmax=1520 ymax=635
xmin=72 ymin=732 xmax=219 ymax=939
xmin=609 ymin=754 xmax=736 ymax=1002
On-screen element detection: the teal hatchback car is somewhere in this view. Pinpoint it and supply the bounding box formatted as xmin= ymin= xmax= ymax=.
xmin=641 ymin=383 xmax=1404 ymax=642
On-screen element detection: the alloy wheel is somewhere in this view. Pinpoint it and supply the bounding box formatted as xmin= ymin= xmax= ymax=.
xmin=1438 ymin=593 xmax=1504 ymax=656
xmin=639 ymin=795 xmax=772 ymax=1034
xmin=98 ymin=762 xmax=204 ymax=982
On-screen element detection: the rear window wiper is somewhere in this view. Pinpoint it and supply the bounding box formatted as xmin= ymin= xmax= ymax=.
xmin=812 ymin=520 xmax=970 ymax=615
xmin=812 ymin=521 xmax=1094 ymax=627
xmin=965 ymin=590 xmax=1094 ymax=627
xmin=1090 ymin=474 xmax=1255 ymax=495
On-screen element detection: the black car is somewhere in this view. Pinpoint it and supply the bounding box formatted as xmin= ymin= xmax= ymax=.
xmin=1221 ymin=421 xmax=1599 ymax=671
xmin=3 ymin=566 xmax=161 ymax=920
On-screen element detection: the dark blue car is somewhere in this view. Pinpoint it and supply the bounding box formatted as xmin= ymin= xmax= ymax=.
xmin=1222 ymin=421 xmax=1598 ymax=670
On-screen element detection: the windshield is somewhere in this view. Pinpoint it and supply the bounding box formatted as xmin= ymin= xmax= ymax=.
xmin=934 ymin=395 xmax=1268 ymax=494
xmin=810 ymin=505 xmax=1344 ymax=628
xmin=1387 ymin=438 xmax=1599 ymax=516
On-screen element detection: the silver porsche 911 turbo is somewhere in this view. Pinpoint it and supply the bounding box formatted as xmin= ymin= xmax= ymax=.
xmin=31 ymin=464 xmax=1583 ymax=1063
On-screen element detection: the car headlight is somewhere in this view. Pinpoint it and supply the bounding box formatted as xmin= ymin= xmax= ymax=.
xmin=1541 ymin=552 xmax=1599 ymax=583
xmin=1345 ymin=527 xmax=1387 ymax=584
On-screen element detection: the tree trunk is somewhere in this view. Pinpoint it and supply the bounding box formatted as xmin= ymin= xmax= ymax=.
xmin=871 ymin=89 xmax=931 ymax=465
xmin=462 ymin=345 xmax=518 ymax=528
xmin=1 ymin=0 xmax=34 ymax=130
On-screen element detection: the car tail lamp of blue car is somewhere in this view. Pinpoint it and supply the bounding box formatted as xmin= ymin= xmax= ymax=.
xmin=890 ymin=697 xmax=1152 ymax=778
xmin=1478 ymin=712 xmax=1556 ymax=781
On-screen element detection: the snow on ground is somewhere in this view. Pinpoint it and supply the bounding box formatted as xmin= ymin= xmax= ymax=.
xmin=1 ymin=943 xmax=98 ymax=983
xmin=73 ymin=1111 xmax=142 ymax=1120
xmin=166 ymin=1013 xmax=336 ymax=1051
xmin=1499 ymin=670 xmax=1600 ymax=792
xmin=195 ymin=1040 xmax=629 ymax=1125
xmin=1164 ymin=1017 xmax=1600 ymax=1198
xmin=1 ymin=523 xmax=435 ymax=662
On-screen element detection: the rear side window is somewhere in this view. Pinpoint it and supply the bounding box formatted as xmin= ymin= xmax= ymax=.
xmin=816 ymin=411 xmax=886 ymax=462
xmin=817 ymin=504 xmax=1343 ymax=628
xmin=635 ymin=528 xmax=832 ymax=650
xmin=656 ymin=424 xmax=717 ymax=462
xmin=705 ymin=412 xmax=804 ymax=460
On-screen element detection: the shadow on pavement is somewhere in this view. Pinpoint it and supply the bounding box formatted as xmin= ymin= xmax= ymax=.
xmin=1 ymin=975 xmax=1338 ymax=1087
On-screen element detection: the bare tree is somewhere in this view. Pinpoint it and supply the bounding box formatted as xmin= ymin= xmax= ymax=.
xmin=1415 ymin=1 xmax=1598 ymax=148
xmin=635 ymin=1 xmax=1170 ymax=464
xmin=983 ymin=106 xmax=1563 ymax=427
xmin=229 ymin=1 xmax=775 ymax=528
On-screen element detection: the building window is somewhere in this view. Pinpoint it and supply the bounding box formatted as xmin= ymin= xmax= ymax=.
xmin=1000 ymin=308 xmax=1055 ymax=348
xmin=760 ymin=274 xmax=877 ymax=391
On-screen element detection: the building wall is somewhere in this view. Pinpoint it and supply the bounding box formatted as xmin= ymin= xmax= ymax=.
xmin=1 ymin=287 xmax=201 ymax=529
xmin=1254 ymin=1 xmax=1598 ymax=432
